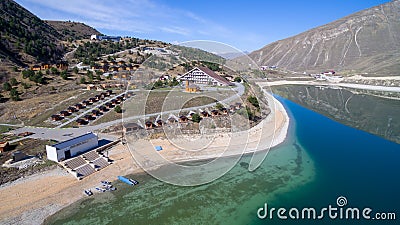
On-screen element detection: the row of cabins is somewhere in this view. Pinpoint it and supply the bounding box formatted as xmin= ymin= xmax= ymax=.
xmin=31 ymin=62 xmax=69 ymax=71
xmin=124 ymin=102 xmax=243 ymax=131
xmin=92 ymin=62 xmax=140 ymax=73
xmin=51 ymin=90 xmax=114 ymax=122
xmin=87 ymin=83 xmax=124 ymax=91
xmin=76 ymin=93 xmax=132 ymax=126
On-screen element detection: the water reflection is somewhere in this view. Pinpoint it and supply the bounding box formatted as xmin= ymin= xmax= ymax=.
xmin=271 ymin=85 xmax=400 ymax=143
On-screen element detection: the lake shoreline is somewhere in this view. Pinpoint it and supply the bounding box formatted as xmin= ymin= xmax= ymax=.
xmin=0 ymin=92 xmax=290 ymax=225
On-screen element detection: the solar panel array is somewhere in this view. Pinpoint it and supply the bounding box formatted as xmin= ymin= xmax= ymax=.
xmin=63 ymin=150 xmax=110 ymax=179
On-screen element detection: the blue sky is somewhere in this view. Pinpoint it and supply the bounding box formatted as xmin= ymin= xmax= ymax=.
xmin=15 ymin=0 xmax=390 ymax=53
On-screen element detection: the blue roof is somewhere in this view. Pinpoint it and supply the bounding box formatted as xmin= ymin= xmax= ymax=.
xmin=155 ymin=146 xmax=163 ymax=151
xmin=52 ymin=133 xmax=97 ymax=150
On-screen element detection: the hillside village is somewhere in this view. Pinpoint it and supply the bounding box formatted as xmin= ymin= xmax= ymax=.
xmin=0 ymin=0 xmax=269 ymax=187
xmin=0 ymin=0 xmax=399 ymax=224
xmin=1 ymin=0 xmax=399 ymax=189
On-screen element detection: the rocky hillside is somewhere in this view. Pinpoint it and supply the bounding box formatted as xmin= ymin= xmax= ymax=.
xmin=0 ymin=0 xmax=65 ymax=65
xmin=46 ymin=21 xmax=101 ymax=41
xmin=248 ymin=0 xmax=400 ymax=76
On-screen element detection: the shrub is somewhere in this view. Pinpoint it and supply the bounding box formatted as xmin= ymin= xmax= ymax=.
xmin=10 ymin=78 xmax=18 ymax=86
xmin=80 ymin=77 xmax=86 ymax=84
xmin=234 ymin=77 xmax=242 ymax=82
xmin=114 ymin=105 xmax=122 ymax=113
xmin=215 ymin=102 xmax=224 ymax=110
xmin=10 ymin=88 xmax=21 ymax=101
xmin=3 ymin=82 xmax=12 ymax=91
xmin=60 ymin=70 xmax=68 ymax=80
xmin=191 ymin=113 xmax=202 ymax=123
xmin=247 ymin=95 xmax=260 ymax=109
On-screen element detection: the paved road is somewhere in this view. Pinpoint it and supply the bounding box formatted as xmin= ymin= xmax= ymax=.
xmin=0 ymin=124 xmax=24 ymax=128
xmin=63 ymin=43 xmax=78 ymax=61
xmin=9 ymin=83 xmax=244 ymax=142
xmin=88 ymin=82 xmax=245 ymax=129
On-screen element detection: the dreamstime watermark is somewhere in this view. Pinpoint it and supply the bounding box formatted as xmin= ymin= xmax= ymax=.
xmin=122 ymin=40 xmax=276 ymax=186
xmin=257 ymin=196 xmax=397 ymax=221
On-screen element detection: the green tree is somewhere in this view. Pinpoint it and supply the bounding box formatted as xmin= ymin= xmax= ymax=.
xmin=153 ymin=80 xmax=163 ymax=89
xmin=3 ymin=82 xmax=12 ymax=91
xmin=168 ymin=77 xmax=179 ymax=87
xmin=245 ymin=106 xmax=254 ymax=120
xmin=60 ymin=70 xmax=68 ymax=80
xmin=80 ymin=77 xmax=86 ymax=84
xmin=10 ymin=78 xmax=18 ymax=86
xmin=10 ymin=88 xmax=20 ymax=101
xmin=114 ymin=105 xmax=122 ymax=113
xmin=247 ymin=96 xmax=260 ymax=109
xmin=191 ymin=113 xmax=202 ymax=123
xmin=22 ymin=83 xmax=31 ymax=89
xmin=50 ymin=67 xmax=59 ymax=75
xmin=29 ymin=71 xmax=45 ymax=84
xmin=215 ymin=102 xmax=224 ymax=111
xmin=73 ymin=67 xmax=79 ymax=74
xmin=22 ymin=70 xmax=35 ymax=79
xmin=237 ymin=106 xmax=254 ymax=120
xmin=87 ymin=74 xmax=94 ymax=83
xmin=234 ymin=77 xmax=242 ymax=83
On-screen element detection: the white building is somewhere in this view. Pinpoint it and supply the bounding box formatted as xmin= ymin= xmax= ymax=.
xmin=178 ymin=67 xmax=232 ymax=86
xmin=90 ymin=34 xmax=121 ymax=42
xmin=46 ymin=133 xmax=99 ymax=162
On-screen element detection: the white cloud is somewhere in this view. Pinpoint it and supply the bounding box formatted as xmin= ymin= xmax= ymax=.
xmin=161 ymin=26 xmax=190 ymax=36
xmin=16 ymin=0 xmax=229 ymax=37
xmin=15 ymin=0 xmax=256 ymax=51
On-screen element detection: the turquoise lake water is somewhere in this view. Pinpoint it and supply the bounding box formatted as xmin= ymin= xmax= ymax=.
xmin=45 ymin=96 xmax=400 ymax=225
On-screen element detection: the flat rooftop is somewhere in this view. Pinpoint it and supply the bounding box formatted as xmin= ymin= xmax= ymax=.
xmin=52 ymin=133 xmax=97 ymax=150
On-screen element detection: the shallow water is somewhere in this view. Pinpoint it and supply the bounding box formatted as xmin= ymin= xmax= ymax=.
xmin=45 ymin=96 xmax=400 ymax=225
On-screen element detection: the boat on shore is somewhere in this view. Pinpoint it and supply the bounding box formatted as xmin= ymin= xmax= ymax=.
xmin=101 ymin=180 xmax=111 ymax=185
xmin=95 ymin=187 xmax=106 ymax=192
xmin=84 ymin=189 xmax=93 ymax=196
xmin=118 ymin=176 xmax=139 ymax=186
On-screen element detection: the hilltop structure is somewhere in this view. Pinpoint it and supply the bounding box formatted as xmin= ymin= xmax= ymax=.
xmin=90 ymin=34 xmax=121 ymax=42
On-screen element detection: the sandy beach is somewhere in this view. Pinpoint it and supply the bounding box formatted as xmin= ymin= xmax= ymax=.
xmin=129 ymin=91 xmax=289 ymax=165
xmin=0 ymin=91 xmax=290 ymax=225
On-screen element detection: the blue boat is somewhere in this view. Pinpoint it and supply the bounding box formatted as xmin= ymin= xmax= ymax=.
xmin=118 ymin=176 xmax=139 ymax=186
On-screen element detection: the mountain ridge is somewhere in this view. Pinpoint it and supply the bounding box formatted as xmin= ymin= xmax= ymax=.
xmin=0 ymin=0 xmax=103 ymax=66
xmin=0 ymin=0 xmax=65 ymax=65
xmin=45 ymin=20 xmax=101 ymax=41
xmin=247 ymin=0 xmax=400 ymax=76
